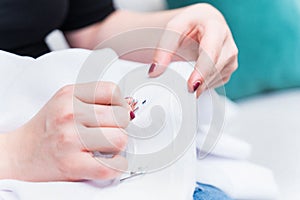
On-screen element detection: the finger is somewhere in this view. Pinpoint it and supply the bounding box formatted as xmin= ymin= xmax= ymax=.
xmin=187 ymin=51 xmax=214 ymax=93
xmin=148 ymin=33 xmax=179 ymax=77
xmin=204 ymin=37 xmax=238 ymax=89
xmin=125 ymin=97 xmax=138 ymax=112
xmin=195 ymin=76 xmax=211 ymax=98
xmin=208 ymin=59 xmax=238 ymax=89
xmin=76 ymin=153 xmax=127 ymax=180
xmin=188 ymin=21 xmax=227 ymax=94
xmin=220 ymin=57 xmax=238 ymax=77
xmin=195 ymin=60 xmax=236 ymax=98
xmin=74 ymin=81 xmax=127 ymax=107
xmin=214 ymin=35 xmax=238 ymax=76
xmin=194 ymin=62 xmax=230 ymax=98
xmin=76 ymin=102 xmax=131 ymax=128
xmin=78 ymin=126 xmax=128 ymax=153
xmin=149 ymin=18 xmax=192 ymax=77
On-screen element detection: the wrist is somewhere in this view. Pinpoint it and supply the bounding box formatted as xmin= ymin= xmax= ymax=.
xmin=0 ymin=125 xmax=32 ymax=180
xmin=0 ymin=131 xmax=16 ymax=179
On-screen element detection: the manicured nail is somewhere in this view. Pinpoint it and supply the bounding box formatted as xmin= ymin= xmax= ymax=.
xmin=148 ymin=63 xmax=157 ymax=74
xmin=193 ymin=81 xmax=201 ymax=92
xmin=130 ymin=111 xmax=135 ymax=120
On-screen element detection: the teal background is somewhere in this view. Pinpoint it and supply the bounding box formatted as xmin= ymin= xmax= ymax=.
xmin=167 ymin=0 xmax=300 ymax=99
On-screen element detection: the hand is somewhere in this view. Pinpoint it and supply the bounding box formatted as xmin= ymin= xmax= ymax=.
xmin=148 ymin=4 xmax=238 ymax=97
xmin=5 ymin=82 xmax=132 ymax=182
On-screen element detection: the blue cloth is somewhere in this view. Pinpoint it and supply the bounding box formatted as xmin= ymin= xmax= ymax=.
xmin=193 ymin=182 xmax=232 ymax=200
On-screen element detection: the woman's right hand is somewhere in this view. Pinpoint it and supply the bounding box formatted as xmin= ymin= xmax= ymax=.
xmin=3 ymin=82 xmax=132 ymax=182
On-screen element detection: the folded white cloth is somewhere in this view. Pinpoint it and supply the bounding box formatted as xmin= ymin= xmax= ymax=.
xmin=0 ymin=49 xmax=278 ymax=200
xmin=197 ymin=129 xmax=252 ymax=160
xmin=195 ymin=90 xmax=252 ymax=160
xmin=196 ymin=157 xmax=279 ymax=199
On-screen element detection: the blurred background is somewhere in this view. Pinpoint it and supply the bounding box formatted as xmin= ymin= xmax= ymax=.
xmin=46 ymin=0 xmax=300 ymax=199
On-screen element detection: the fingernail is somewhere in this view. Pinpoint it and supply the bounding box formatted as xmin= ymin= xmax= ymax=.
xmin=148 ymin=63 xmax=157 ymax=74
xmin=130 ymin=111 xmax=135 ymax=120
xmin=193 ymin=81 xmax=201 ymax=92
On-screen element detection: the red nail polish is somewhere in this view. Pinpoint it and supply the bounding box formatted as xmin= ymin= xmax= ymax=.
xmin=148 ymin=63 xmax=157 ymax=74
xmin=130 ymin=111 xmax=135 ymax=120
xmin=193 ymin=81 xmax=201 ymax=92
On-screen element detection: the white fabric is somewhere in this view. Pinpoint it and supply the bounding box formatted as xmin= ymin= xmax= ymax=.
xmin=196 ymin=157 xmax=279 ymax=199
xmin=0 ymin=49 xmax=196 ymax=200
xmin=113 ymin=0 xmax=166 ymax=11
xmin=0 ymin=49 xmax=278 ymax=199
xmin=197 ymin=130 xmax=252 ymax=160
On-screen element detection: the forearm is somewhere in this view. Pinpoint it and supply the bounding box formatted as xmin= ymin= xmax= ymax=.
xmin=95 ymin=9 xmax=182 ymax=42
xmin=0 ymin=132 xmax=15 ymax=179
xmin=65 ymin=9 xmax=184 ymax=51
xmin=66 ymin=3 xmax=237 ymax=98
xmin=0 ymin=126 xmax=33 ymax=180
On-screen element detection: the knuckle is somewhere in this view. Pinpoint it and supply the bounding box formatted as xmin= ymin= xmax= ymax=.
xmin=199 ymin=3 xmax=223 ymax=18
xmin=56 ymin=85 xmax=74 ymax=99
xmin=193 ymin=3 xmax=212 ymax=11
xmin=229 ymin=45 xmax=239 ymax=61
xmin=225 ymin=47 xmax=238 ymax=72
xmin=222 ymin=76 xmax=231 ymax=83
xmin=229 ymin=58 xmax=238 ymax=72
xmin=232 ymin=62 xmax=238 ymax=71
xmin=200 ymin=3 xmax=215 ymax=10
xmin=53 ymin=106 xmax=75 ymax=125
xmin=98 ymin=166 xmax=119 ymax=180
xmin=233 ymin=46 xmax=239 ymax=57
xmin=208 ymin=19 xmax=226 ymax=29
xmin=105 ymin=82 xmax=121 ymax=101
xmin=64 ymin=112 xmax=76 ymax=123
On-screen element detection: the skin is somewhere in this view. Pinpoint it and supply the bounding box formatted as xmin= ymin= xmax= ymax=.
xmin=0 ymin=82 xmax=131 ymax=181
xmin=0 ymin=3 xmax=238 ymax=181
xmin=66 ymin=4 xmax=238 ymax=96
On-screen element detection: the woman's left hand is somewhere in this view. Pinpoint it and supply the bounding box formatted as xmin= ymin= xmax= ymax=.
xmin=148 ymin=4 xmax=238 ymax=97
